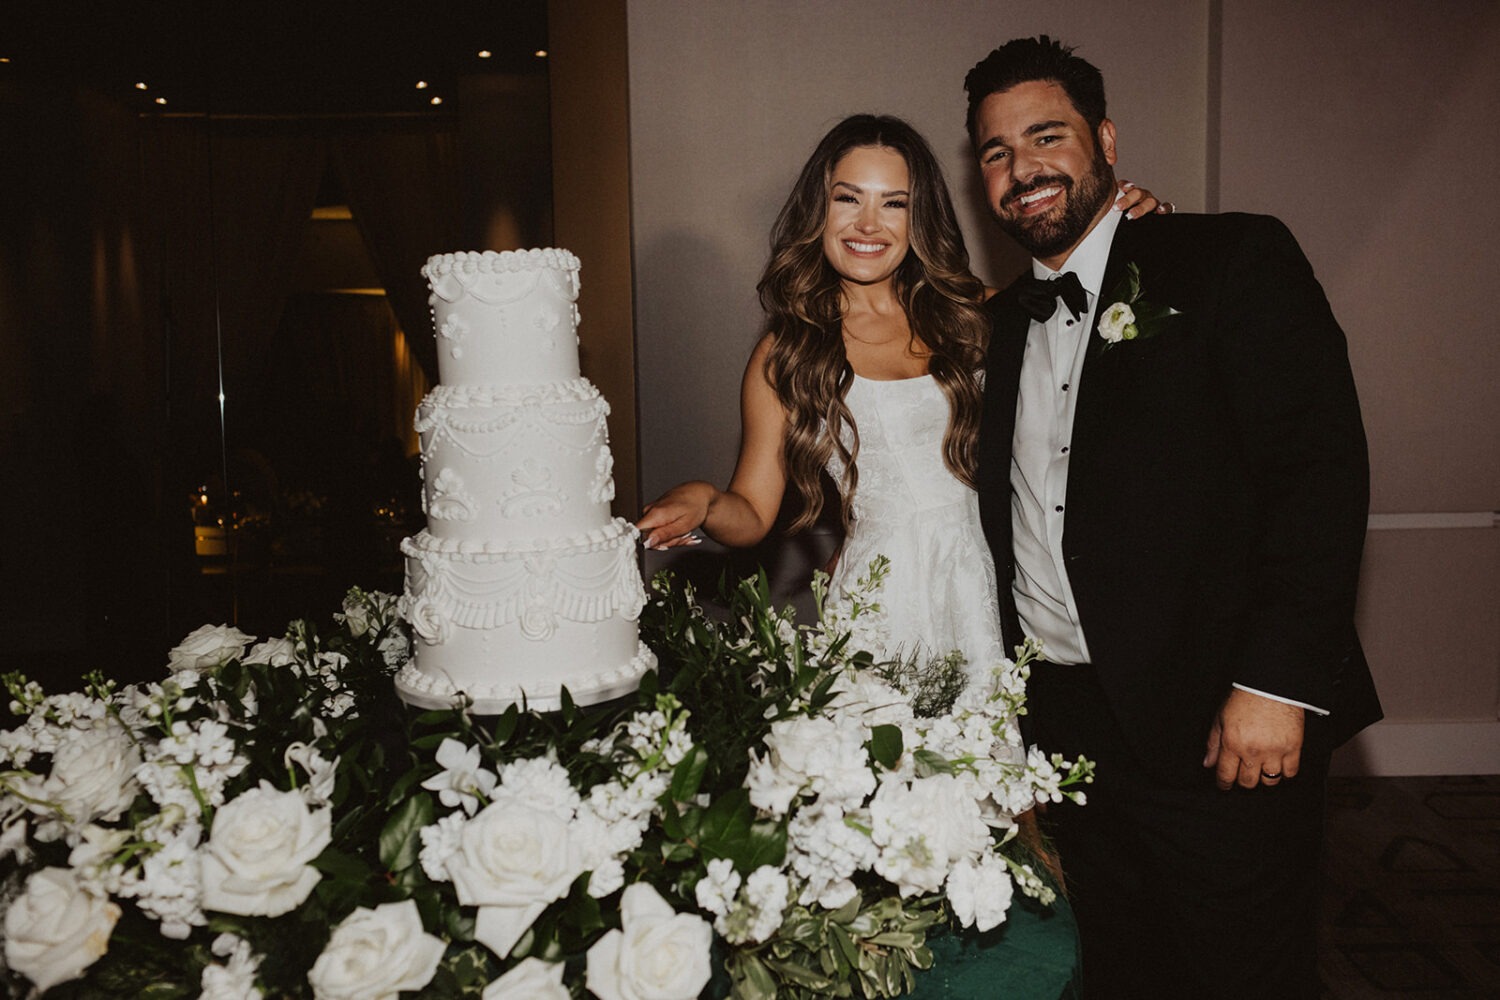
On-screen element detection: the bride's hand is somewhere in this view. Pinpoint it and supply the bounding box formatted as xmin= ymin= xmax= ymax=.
xmin=1114 ymin=179 xmax=1174 ymax=220
xmin=636 ymin=482 xmax=715 ymax=549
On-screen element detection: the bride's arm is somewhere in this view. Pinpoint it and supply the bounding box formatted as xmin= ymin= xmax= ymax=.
xmin=637 ymin=335 xmax=789 ymax=549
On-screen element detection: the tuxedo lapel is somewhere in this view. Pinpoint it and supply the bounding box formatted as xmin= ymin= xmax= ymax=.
xmin=983 ymin=289 xmax=1031 ymax=451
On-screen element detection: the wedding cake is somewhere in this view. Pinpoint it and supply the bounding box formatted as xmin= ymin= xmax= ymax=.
xmin=394 ymin=248 xmax=655 ymax=713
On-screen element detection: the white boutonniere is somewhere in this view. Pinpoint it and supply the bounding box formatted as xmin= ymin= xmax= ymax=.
xmin=1099 ymin=262 xmax=1181 ymax=349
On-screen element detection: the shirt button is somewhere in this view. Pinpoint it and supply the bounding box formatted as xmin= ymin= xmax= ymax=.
xmin=1054 ymin=505 xmax=1064 ymax=513
xmin=1065 ymin=319 xmax=1075 ymax=327
xmin=1061 ymin=446 xmax=1069 ymax=454
xmin=1061 ymin=383 xmax=1070 ymax=391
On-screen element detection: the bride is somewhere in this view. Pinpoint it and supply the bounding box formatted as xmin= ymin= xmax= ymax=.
xmin=637 ymin=113 xmax=1161 ymax=678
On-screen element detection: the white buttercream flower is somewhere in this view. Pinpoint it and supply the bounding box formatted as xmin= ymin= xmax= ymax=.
xmin=482 ymin=957 xmax=569 ymax=1000
xmin=307 ymin=899 xmax=445 ymax=1000
xmin=168 ymin=624 xmax=255 ymax=673
xmin=586 ymin=882 xmax=714 ymax=1000
xmin=4 ymin=866 xmax=121 ymax=993
xmin=200 ymin=781 xmax=332 ymax=917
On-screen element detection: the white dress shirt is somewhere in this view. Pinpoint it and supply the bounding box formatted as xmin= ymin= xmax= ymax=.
xmin=1008 ymin=207 xmax=1326 ymax=713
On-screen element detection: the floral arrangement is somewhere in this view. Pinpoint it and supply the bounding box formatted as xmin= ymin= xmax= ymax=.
xmin=1097 ymin=261 xmax=1183 ymax=347
xmin=0 ymin=562 xmax=1091 ymax=999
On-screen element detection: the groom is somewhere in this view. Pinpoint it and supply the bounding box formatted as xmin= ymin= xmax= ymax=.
xmin=967 ymin=37 xmax=1380 ymax=998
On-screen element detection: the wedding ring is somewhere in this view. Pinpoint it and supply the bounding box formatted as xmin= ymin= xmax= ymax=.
xmin=1261 ymin=771 xmax=1282 ymax=780
xmin=1160 ymin=201 xmax=1175 ymax=214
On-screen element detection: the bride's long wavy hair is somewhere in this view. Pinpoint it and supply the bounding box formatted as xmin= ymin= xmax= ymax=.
xmin=758 ymin=114 xmax=989 ymax=532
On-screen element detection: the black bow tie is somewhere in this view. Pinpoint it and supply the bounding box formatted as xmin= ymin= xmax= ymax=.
xmin=1016 ymin=271 xmax=1088 ymax=323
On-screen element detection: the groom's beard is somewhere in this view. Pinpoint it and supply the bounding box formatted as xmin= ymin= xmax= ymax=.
xmin=995 ymin=149 xmax=1115 ymax=260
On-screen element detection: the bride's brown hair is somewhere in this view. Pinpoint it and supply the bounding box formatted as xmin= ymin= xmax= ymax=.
xmin=758 ymin=114 xmax=989 ymax=532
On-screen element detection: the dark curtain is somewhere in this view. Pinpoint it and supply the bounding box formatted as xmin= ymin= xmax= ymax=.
xmin=333 ymin=122 xmax=462 ymax=382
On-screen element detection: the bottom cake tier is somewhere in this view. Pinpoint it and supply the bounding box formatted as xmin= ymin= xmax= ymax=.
xmin=394 ymin=519 xmax=656 ymax=713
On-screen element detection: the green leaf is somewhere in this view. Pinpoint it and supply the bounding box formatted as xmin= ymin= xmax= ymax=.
xmin=379 ymin=791 xmax=435 ymax=871
xmin=668 ymin=744 xmax=709 ymax=801
xmin=866 ymin=724 xmax=903 ymax=770
xmin=911 ymin=748 xmax=957 ymax=777
xmin=310 ymin=846 xmax=370 ymax=882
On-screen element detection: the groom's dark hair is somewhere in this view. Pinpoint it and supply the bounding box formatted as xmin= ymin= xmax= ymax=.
xmin=964 ymin=35 xmax=1108 ymax=147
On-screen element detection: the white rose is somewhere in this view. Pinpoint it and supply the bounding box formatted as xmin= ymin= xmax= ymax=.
xmin=947 ymin=852 xmax=1014 ymax=931
xmin=40 ymin=719 xmax=141 ymax=832
xmin=586 ymin=882 xmax=713 ymax=1000
xmin=4 ymin=867 xmax=121 ymax=992
xmin=1098 ymin=301 xmax=1137 ymax=343
xmin=447 ymin=800 xmax=582 ymax=958
xmin=482 ymin=957 xmax=569 ymax=1000
xmin=403 ymin=595 xmax=450 ymax=645
xmin=243 ymin=637 xmax=298 ymax=666
xmin=168 ymin=624 xmax=255 ymax=672
xmin=307 ymin=899 xmax=445 ymax=1000
xmin=200 ymin=781 xmax=331 ymax=917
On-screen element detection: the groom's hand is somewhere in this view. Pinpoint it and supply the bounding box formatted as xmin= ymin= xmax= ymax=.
xmin=1203 ymin=689 xmax=1304 ymax=791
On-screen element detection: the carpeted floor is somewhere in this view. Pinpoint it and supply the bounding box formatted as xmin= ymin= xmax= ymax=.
xmin=1321 ymin=774 xmax=1500 ymax=997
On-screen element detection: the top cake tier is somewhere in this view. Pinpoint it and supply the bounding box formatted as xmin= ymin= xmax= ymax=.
xmin=424 ymin=249 xmax=582 ymax=387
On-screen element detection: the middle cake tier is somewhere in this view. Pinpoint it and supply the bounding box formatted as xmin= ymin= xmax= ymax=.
xmin=416 ymin=377 xmax=615 ymax=543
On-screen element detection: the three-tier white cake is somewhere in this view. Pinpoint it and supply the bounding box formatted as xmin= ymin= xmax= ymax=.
xmin=394 ymin=248 xmax=655 ymax=713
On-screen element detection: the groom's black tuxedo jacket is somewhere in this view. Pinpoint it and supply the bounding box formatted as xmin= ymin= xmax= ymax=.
xmin=977 ymin=212 xmax=1382 ymax=775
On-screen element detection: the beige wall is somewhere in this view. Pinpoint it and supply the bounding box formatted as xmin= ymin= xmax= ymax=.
xmin=550 ymin=0 xmax=639 ymax=515
xmin=624 ymin=1 xmax=1500 ymax=774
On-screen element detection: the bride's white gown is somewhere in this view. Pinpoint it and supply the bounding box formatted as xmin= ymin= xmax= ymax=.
xmin=826 ymin=374 xmax=1007 ymax=676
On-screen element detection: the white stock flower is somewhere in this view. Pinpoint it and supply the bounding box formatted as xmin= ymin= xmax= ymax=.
xmin=421 ymin=738 xmax=497 ymax=816
xmin=870 ymin=774 xmax=989 ymax=897
xmin=827 ymin=673 xmax=914 ymax=732
xmin=200 ymin=781 xmax=332 ymax=917
xmin=482 ymin=957 xmax=569 ymax=1000
xmin=748 ymin=716 xmax=875 ymax=817
xmin=786 ymin=802 xmax=875 ymax=909
xmin=946 ymin=851 xmax=1015 ymax=931
xmin=125 ymin=826 xmax=207 ymax=938
xmin=199 ymin=932 xmax=263 ymax=999
xmin=493 ymin=756 xmax=580 ymax=818
xmin=307 ymin=899 xmax=445 ymax=1000
xmin=4 ymin=866 xmax=121 ymax=993
xmin=586 ymin=882 xmax=714 ymax=1000
xmin=168 ymin=625 xmax=255 ymax=673
xmin=1098 ymin=301 xmax=1137 ymax=343
xmin=694 ymin=857 xmax=740 ymax=917
xmin=418 ymin=811 xmax=466 ymax=881
xmin=447 ymin=799 xmax=583 ymax=958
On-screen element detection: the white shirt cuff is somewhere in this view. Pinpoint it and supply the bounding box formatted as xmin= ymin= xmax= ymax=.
xmin=1231 ymin=682 xmax=1329 ymax=716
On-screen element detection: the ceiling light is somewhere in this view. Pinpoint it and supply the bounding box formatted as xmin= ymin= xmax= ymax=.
xmin=135 ymin=81 xmax=148 ymax=90
xmin=477 ymin=50 xmax=492 ymax=59
xmin=534 ymin=49 xmax=548 ymax=58
xmin=429 ymin=96 xmax=443 ymax=106
xmin=415 ymin=80 xmax=429 ymax=89
xmin=154 ymin=97 xmax=168 ymax=105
